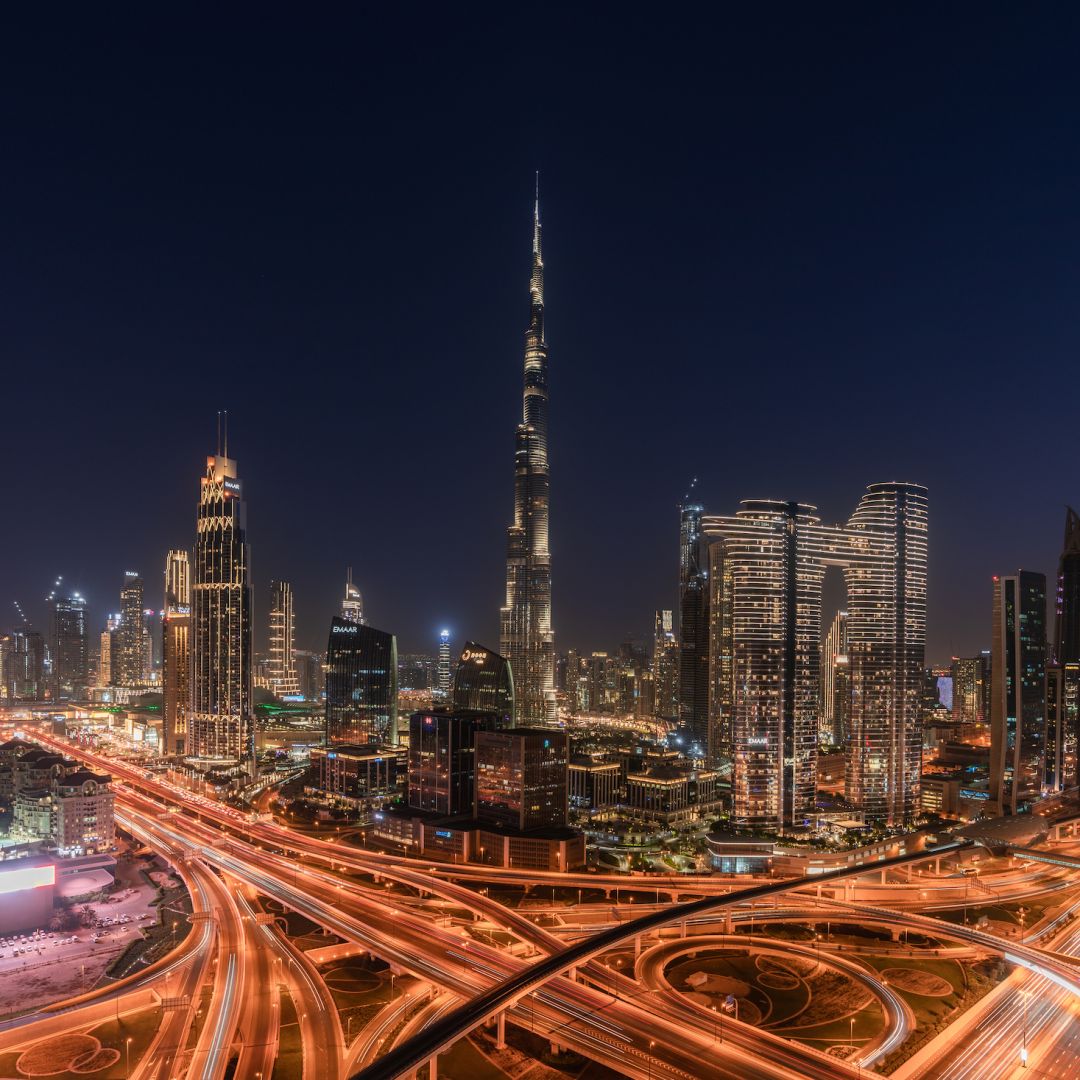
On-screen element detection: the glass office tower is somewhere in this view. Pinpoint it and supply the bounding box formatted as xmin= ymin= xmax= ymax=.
xmin=325 ymin=618 xmax=398 ymax=746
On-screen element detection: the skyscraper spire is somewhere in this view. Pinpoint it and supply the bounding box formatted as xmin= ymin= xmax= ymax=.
xmin=501 ymin=182 xmax=556 ymax=726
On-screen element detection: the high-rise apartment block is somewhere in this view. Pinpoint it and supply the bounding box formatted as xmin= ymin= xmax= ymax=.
xmin=703 ymin=482 xmax=928 ymax=830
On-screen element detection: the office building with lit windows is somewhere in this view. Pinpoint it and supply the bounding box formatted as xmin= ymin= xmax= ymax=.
xmin=989 ymin=571 xmax=1047 ymax=813
xmin=703 ymin=482 xmax=928 ymax=830
xmin=113 ymin=572 xmax=144 ymax=687
xmin=190 ymin=447 xmax=254 ymax=767
xmin=51 ymin=593 xmax=88 ymax=701
xmin=325 ymin=619 xmax=398 ymax=745
xmin=474 ymin=728 xmax=569 ymax=832
xmin=407 ymin=710 xmax=496 ymax=816
xmin=451 ymin=641 xmax=514 ymax=724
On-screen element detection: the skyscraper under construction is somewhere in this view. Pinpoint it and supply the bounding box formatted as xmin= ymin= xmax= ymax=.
xmin=500 ymin=183 xmax=556 ymax=726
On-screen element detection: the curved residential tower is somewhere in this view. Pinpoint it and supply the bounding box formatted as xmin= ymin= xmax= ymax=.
xmin=500 ymin=183 xmax=556 ymax=726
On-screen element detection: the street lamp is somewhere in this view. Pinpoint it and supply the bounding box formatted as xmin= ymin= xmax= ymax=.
xmin=1020 ymin=988 xmax=1030 ymax=1067
xmin=125 ymin=1037 xmax=132 ymax=1078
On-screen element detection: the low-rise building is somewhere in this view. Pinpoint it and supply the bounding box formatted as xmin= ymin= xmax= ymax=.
xmin=310 ymin=744 xmax=403 ymax=805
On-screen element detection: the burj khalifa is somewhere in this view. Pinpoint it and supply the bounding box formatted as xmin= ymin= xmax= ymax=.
xmin=500 ymin=182 xmax=557 ymax=726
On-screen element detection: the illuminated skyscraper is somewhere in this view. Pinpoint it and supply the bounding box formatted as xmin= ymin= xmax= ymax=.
xmin=268 ymin=580 xmax=299 ymax=697
xmin=190 ymin=442 xmax=254 ymax=767
xmin=342 ymin=568 xmax=363 ymax=625
xmin=162 ymin=550 xmax=191 ymax=756
xmin=1 ymin=630 xmax=44 ymax=700
xmin=651 ymin=610 xmax=679 ymax=721
xmin=500 ymin=183 xmax=556 ymax=726
xmin=989 ymin=571 xmax=1047 ymax=813
xmin=820 ymin=610 xmax=849 ymax=745
xmin=1050 ymin=509 xmax=1080 ymax=790
xmin=704 ymin=482 xmax=928 ymax=830
xmin=113 ymin=572 xmax=144 ymax=687
xmin=325 ymin=618 xmax=398 ymax=745
xmin=950 ymin=655 xmax=986 ymax=724
xmin=437 ymin=629 xmax=452 ymax=699
xmin=678 ymin=492 xmax=710 ymax=753
xmin=51 ymin=593 xmax=88 ymax=701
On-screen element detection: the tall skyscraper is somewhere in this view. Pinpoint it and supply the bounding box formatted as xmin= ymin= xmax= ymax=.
xmin=704 ymin=482 xmax=928 ymax=830
xmin=267 ymin=580 xmax=299 ymax=697
xmin=113 ymin=572 xmax=144 ymax=687
xmin=51 ymin=593 xmax=88 ymax=701
xmin=1050 ymin=508 xmax=1080 ymax=790
xmin=437 ymin=629 xmax=452 ymax=698
xmin=989 ymin=571 xmax=1047 ymax=814
xmin=500 ymin=184 xmax=556 ymax=727
xmin=1055 ymin=508 xmax=1080 ymax=664
xmin=342 ymin=568 xmax=363 ymax=624
xmin=651 ymin=610 xmax=679 ymax=721
xmin=678 ymin=493 xmax=710 ymax=754
xmin=951 ymin=655 xmax=986 ymax=724
xmin=162 ymin=550 xmax=191 ymax=756
xmin=820 ymin=610 xmax=849 ymax=745
xmin=325 ymin=618 xmax=398 ymax=745
xmin=452 ymin=641 xmax=514 ymax=724
xmin=190 ymin=443 xmax=254 ymax=767
xmin=1 ymin=630 xmax=45 ymax=700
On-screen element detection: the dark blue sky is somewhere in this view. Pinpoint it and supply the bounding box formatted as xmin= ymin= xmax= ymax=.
xmin=2 ymin=7 xmax=1078 ymax=661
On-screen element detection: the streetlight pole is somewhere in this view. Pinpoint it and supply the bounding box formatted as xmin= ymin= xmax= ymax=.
xmin=125 ymin=1036 xmax=132 ymax=1078
xmin=1020 ymin=988 xmax=1029 ymax=1068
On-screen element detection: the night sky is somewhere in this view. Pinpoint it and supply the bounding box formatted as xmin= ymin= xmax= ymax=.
xmin=3 ymin=8 xmax=1080 ymax=662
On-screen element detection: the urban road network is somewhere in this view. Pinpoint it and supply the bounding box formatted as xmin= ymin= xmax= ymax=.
xmin=6 ymin=732 xmax=1080 ymax=1080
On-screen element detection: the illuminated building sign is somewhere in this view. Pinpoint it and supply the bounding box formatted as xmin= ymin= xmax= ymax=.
xmin=746 ymin=737 xmax=769 ymax=747
xmin=434 ymin=830 xmax=454 ymax=839
xmin=461 ymin=649 xmax=487 ymax=664
xmin=331 ymin=624 xmax=358 ymax=634
xmin=960 ymin=789 xmax=990 ymax=800
xmin=0 ymin=863 xmax=55 ymax=894
xmin=223 ymin=479 xmax=242 ymax=497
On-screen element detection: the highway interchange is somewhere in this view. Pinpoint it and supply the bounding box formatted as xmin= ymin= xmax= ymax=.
xmin=4 ymin=732 xmax=1080 ymax=1080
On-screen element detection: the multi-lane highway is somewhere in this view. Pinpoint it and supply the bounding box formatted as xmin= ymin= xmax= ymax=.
xmin=20 ymin=731 xmax=1080 ymax=1080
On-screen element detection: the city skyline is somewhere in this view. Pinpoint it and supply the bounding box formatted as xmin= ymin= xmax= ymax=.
xmin=6 ymin=9 xmax=1080 ymax=663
